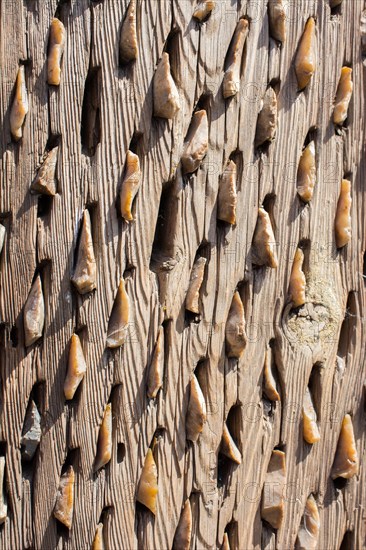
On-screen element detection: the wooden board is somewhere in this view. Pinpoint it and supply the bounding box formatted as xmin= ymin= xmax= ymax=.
xmin=0 ymin=0 xmax=365 ymax=548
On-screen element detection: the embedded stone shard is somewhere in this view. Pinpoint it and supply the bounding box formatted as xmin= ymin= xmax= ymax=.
xmin=47 ymin=18 xmax=66 ymax=86
xmin=225 ymin=291 xmax=247 ymax=358
xmin=0 ymin=225 xmax=6 ymax=255
xmin=172 ymin=499 xmax=192 ymax=550
xmin=263 ymin=347 xmax=280 ymax=401
xmin=303 ymin=387 xmax=320 ymax=444
xmin=294 ymin=18 xmax=316 ymax=91
xmin=106 ymin=278 xmax=130 ymax=348
xmin=31 ymin=147 xmax=58 ymax=196
xmin=119 ymin=151 xmax=141 ymax=222
xmin=268 ymin=0 xmax=286 ymax=43
xmin=92 ymin=523 xmax=105 ymax=550
xmin=94 ymin=403 xmax=112 ymax=471
xmin=331 ymin=414 xmax=359 ymax=479
xmin=252 ymin=207 xmax=278 ymax=268
xmin=255 ymin=87 xmax=277 ymax=148
xmin=261 ymin=450 xmax=286 ymax=529
xmin=136 ymin=448 xmax=158 ymax=514
xmin=10 ymin=66 xmax=28 ymax=141
xmin=223 ymin=19 xmax=249 ymax=99
xmin=333 ymin=67 xmax=353 ymax=125
xmin=153 ymin=53 xmax=180 ymax=119
xmin=217 ymin=160 xmax=237 ymax=224
xmin=288 ymin=248 xmax=306 ymax=308
xmin=220 ymin=423 xmax=241 ymax=464
xmin=193 ymin=1 xmax=215 ymax=21
xmin=295 ymin=495 xmax=320 ymax=550
xmin=0 ymin=458 xmax=7 ymax=525
xmin=297 ymin=141 xmax=316 ymax=202
xmin=64 ymin=334 xmax=87 ymax=400
xmin=181 ymin=110 xmax=208 ymax=174
xmin=146 ymin=326 xmax=164 ymax=398
xmin=186 ymin=374 xmax=207 ymax=442
xmin=185 ymin=257 xmax=207 ymax=314
xmin=71 ymin=210 xmax=97 ymax=294
xmin=335 ymin=179 xmax=352 ymax=248
xmin=24 ymin=275 xmax=45 ymax=347
xmin=21 ymin=400 xmax=41 ymax=461
xmin=53 ymin=466 xmax=75 ymax=529
xmin=221 ymin=533 xmax=230 ymax=550
xmin=119 ymin=0 xmax=138 ymax=64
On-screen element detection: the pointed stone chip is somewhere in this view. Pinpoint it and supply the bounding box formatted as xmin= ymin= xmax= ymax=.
xmin=47 ymin=18 xmax=66 ymax=86
xmin=335 ymin=179 xmax=352 ymax=248
xmin=333 ymin=67 xmax=353 ymax=125
xmin=220 ymin=423 xmax=241 ymax=464
xmin=24 ymin=274 xmax=45 ymax=347
xmin=185 ymin=257 xmax=207 ymax=314
xmin=119 ymin=0 xmax=138 ymax=64
xmin=0 ymin=225 xmax=5 ymax=255
xmin=181 ymin=110 xmax=208 ymax=174
xmin=225 ymin=291 xmax=247 ymax=358
xmin=252 ymin=207 xmax=278 ymax=268
xmin=288 ymin=248 xmax=306 ymax=308
xmin=136 ymin=448 xmax=158 ymax=514
xmin=217 ymin=160 xmax=237 ymax=225
xmin=331 ymin=414 xmax=359 ymax=479
xmin=120 ymin=150 xmax=141 ymax=222
xmin=193 ymin=1 xmax=215 ymax=21
xmin=303 ymin=387 xmax=320 ymax=444
xmin=147 ymin=326 xmax=164 ymax=398
xmin=268 ymin=0 xmax=286 ymax=43
xmin=186 ymin=374 xmax=207 ymax=442
xmin=221 ymin=532 xmax=230 ymax=550
xmin=31 ymin=147 xmax=58 ymax=196
xmin=21 ymin=400 xmax=41 ymax=461
xmin=53 ymin=465 xmax=75 ymax=529
xmin=261 ymin=450 xmax=286 ymax=529
xmin=223 ymin=19 xmax=249 ymax=99
xmin=172 ymin=499 xmax=192 ymax=550
xmin=106 ymin=278 xmax=130 ymax=348
xmin=71 ymin=210 xmax=97 ymax=294
xmin=92 ymin=523 xmax=105 ymax=550
xmin=255 ymin=87 xmax=277 ymax=148
xmin=10 ymin=66 xmax=28 ymax=141
xmin=94 ymin=403 xmax=112 ymax=471
xmin=263 ymin=347 xmax=280 ymax=401
xmin=297 ymin=141 xmax=316 ymax=203
xmin=295 ymin=495 xmax=320 ymax=550
xmin=294 ymin=18 xmax=316 ymax=91
xmin=0 ymin=457 xmax=7 ymax=525
xmin=153 ymin=52 xmax=180 ymax=119
xmin=64 ymin=334 xmax=87 ymax=400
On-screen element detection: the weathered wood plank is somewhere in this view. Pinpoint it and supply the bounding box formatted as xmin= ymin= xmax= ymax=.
xmin=0 ymin=0 xmax=365 ymax=549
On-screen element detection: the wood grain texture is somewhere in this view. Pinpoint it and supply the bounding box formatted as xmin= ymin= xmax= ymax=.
xmin=0 ymin=0 xmax=365 ymax=549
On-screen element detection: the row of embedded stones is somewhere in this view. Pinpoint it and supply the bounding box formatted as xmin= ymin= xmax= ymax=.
xmin=16 ymin=0 xmax=353 ymax=444
xmin=12 ymin=349 xmax=358 ymax=547
xmin=12 ymin=285 xmax=359 ymax=547
xmin=8 ymin=0 xmax=353 ymax=306
xmin=4 ymin=0 xmax=353 ymax=546
xmin=4 ymin=352 xmax=357 ymax=547
xmin=13 ymin=0 xmax=353 ymax=348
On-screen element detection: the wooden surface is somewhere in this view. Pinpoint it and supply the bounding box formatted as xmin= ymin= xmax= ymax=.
xmin=0 ymin=0 xmax=365 ymax=548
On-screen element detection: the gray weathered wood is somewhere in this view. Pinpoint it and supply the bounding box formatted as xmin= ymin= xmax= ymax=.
xmin=0 ymin=0 xmax=365 ymax=548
